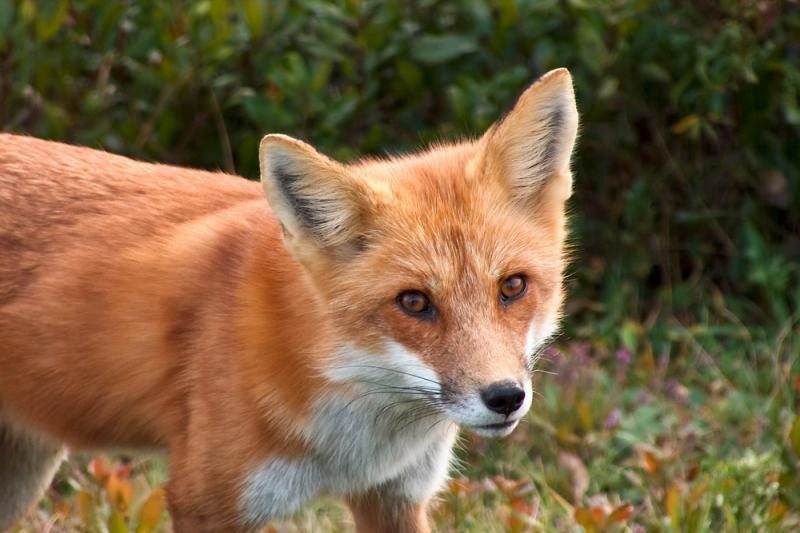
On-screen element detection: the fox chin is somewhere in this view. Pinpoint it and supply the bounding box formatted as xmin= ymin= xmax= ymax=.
xmin=0 ymin=67 xmax=578 ymax=532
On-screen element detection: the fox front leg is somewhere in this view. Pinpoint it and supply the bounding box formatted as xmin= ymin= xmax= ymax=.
xmin=347 ymin=426 xmax=456 ymax=533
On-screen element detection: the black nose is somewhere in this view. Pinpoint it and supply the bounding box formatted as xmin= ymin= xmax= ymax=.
xmin=481 ymin=382 xmax=526 ymax=416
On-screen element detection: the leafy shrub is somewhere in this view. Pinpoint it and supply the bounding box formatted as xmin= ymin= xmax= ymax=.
xmin=2 ymin=0 xmax=798 ymax=330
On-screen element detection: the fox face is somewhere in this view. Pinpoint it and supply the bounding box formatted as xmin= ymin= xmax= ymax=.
xmin=260 ymin=69 xmax=578 ymax=438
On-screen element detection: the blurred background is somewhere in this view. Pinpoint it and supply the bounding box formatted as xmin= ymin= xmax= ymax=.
xmin=2 ymin=0 xmax=799 ymax=531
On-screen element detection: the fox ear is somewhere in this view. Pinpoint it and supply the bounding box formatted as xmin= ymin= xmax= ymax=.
xmin=482 ymin=68 xmax=579 ymax=202
xmin=259 ymin=134 xmax=367 ymax=254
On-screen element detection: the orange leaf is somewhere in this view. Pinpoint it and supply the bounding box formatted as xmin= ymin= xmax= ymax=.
xmin=136 ymin=488 xmax=165 ymax=533
xmin=53 ymin=498 xmax=72 ymax=517
xmin=447 ymin=478 xmax=470 ymax=495
xmin=641 ymin=450 xmax=661 ymax=474
xmin=574 ymin=507 xmax=597 ymax=531
xmin=576 ymin=399 xmax=593 ymax=432
xmin=665 ymin=483 xmax=682 ymax=526
xmin=89 ymin=456 xmax=111 ymax=482
xmin=494 ymin=475 xmax=522 ymax=495
xmin=589 ymin=506 xmax=606 ymax=524
xmin=688 ymin=481 xmax=708 ymax=506
xmin=510 ymin=496 xmax=536 ymax=516
xmin=106 ymin=473 xmax=133 ymax=513
xmin=671 ymin=114 xmax=700 ymax=135
xmin=77 ymin=490 xmax=95 ymax=524
xmin=768 ymin=501 xmax=788 ymax=522
xmin=508 ymin=496 xmax=538 ymax=532
xmin=608 ymin=503 xmax=634 ymax=522
xmin=575 ymin=505 xmax=606 ymax=531
xmin=507 ymin=512 xmax=524 ymax=533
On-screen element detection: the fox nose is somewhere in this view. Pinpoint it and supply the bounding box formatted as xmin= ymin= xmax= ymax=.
xmin=481 ymin=382 xmax=526 ymax=416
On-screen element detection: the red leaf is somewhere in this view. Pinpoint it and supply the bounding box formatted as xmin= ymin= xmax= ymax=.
xmin=686 ymin=464 xmax=699 ymax=481
xmin=116 ymin=462 xmax=133 ymax=480
xmin=589 ymin=506 xmax=607 ymax=523
xmin=609 ymin=503 xmax=634 ymax=522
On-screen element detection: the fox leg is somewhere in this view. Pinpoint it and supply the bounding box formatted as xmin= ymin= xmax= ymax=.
xmin=0 ymin=421 xmax=65 ymax=532
xmin=166 ymin=435 xmax=256 ymax=533
xmin=347 ymin=494 xmax=431 ymax=533
xmin=347 ymin=426 xmax=457 ymax=533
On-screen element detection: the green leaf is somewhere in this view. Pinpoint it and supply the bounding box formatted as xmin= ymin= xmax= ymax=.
xmin=620 ymin=320 xmax=640 ymax=351
xmin=395 ymin=59 xmax=423 ymax=91
xmin=19 ymin=0 xmax=35 ymax=23
xmin=790 ymin=416 xmax=800 ymax=458
xmin=576 ymin=19 xmax=609 ymax=73
xmin=0 ymin=1 xmax=15 ymax=35
xmin=108 ymin=511 xmax=129 ymax=533
xmin=35 ymin=0 xmax=69 ymax=42
xmin=410 ymin=34 xmax=478 ymax=64
xmin=242 ymin=0 xmax=266 ymax=38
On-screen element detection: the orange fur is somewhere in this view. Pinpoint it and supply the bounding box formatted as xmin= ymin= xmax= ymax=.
xmin=0 ymin=68 xmax=578 ymax=531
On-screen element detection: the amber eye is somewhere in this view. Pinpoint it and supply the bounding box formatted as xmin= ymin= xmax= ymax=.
xmin=397 ymin=291 xmax=434 ymax=318
xmin=500 ymin=275 xmax=527 ymax=303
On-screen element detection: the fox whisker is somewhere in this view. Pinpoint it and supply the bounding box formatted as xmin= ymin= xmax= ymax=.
xmin=332 ymin=364 xmax=443 ymax=387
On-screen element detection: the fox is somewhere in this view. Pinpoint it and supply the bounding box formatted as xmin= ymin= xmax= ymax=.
xmin=0 ymin=68 xmax=578 ymax=532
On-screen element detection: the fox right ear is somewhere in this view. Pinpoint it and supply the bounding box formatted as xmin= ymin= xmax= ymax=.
xmin=259 ymin=135 xmax=368 ymax=255
xmin=481 ymin=68 xmax=579 ymax=203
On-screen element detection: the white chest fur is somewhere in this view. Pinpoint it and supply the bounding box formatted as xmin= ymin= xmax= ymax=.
xmin=240 ymin=342 xmax=458 ymax=527
xmin=309 ymin=389 xmax=457 ymax=492
xmin=240 ymin=392 xmax=457 ymax=526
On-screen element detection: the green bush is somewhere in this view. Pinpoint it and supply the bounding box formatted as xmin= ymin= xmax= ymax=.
xmin=1 ymin=0 xmax=798 ymax=329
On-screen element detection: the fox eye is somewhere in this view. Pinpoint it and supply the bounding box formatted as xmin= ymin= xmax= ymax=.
xmin=500 ymin=275 xmax=527 ymax=303
xmin=397 ymin=291 xmax=434 ymax=318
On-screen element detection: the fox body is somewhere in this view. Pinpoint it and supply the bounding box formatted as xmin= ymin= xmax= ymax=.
xmin=0 ymin=69 xmax=578 ymax=531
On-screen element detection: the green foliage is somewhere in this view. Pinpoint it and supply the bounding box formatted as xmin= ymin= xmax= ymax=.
xmin=3 ymin=1 xmax=799 ymax=531
xmin=2 ymin=0 xmax=797 ymax=329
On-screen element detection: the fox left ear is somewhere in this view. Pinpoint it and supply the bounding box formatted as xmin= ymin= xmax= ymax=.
xmin=481 ymin=68 xmax=579 ymax=202
xmin=259 ymin=134 xmax=371 ymax=258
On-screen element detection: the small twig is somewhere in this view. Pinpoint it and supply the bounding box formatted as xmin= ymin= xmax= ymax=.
xmin=135 ymin=84 xmax=175 ymax=150
xmin=209 ymin=89 xmax=235 ymax=173
xmin=650 ymin=119 xmax=738 ymax=257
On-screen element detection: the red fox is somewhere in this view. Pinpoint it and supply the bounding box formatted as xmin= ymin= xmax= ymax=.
xmin=0 ymin=68 xmax=578 ymax=532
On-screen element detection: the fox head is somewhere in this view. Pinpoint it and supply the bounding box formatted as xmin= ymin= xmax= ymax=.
xmin=259 ymin=68 xmax=578 ymax=437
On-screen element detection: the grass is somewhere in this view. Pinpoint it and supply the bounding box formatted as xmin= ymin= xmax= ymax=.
xmin=12 ymin=297 xmax=800 ymax=532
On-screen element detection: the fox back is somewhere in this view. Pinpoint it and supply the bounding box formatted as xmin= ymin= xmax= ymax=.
xmin=0 ymin=68 xmax=578 ymax=532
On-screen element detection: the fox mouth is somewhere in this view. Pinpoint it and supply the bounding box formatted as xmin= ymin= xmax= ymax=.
xmin=475 ymin=421 xmax=516 ymax=430
xmin=463 ymin=419 xmax=520 ymax=438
